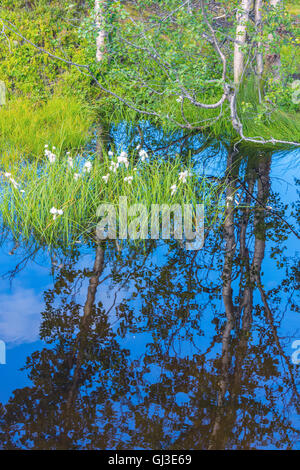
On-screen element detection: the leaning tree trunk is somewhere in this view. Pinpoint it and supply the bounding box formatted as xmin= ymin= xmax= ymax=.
xmin=234 ymin=0 xmax=253 ymax=85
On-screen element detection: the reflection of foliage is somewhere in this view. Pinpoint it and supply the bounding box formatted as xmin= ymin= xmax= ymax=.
xmin=0 ymin=150 xmax=299 ymax=449
xmin=0 ymin=255 xmax=133 ymax=449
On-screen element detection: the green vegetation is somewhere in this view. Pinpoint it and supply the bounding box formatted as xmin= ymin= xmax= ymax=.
xmin=237 ymin=77 xmax=300 ymax=149
xmin=0 ymin=0 xmax=298 ymax=247
xmin=0 ymin=0 xmax=299 ymax=149
xmin=0 ymin=96 xmax=95 ymax=159
xmin=93 ymin=0 xmax=300 ymax=143
xmin=287 ymin=0 xmax=300 ymax=15
xmin=0 ymin=0 xmax=95 ymax=159
xmin=0 ymin=0 xmax=91 ymax=99
xmin=0 ymin=150 xmax=226 ymax=247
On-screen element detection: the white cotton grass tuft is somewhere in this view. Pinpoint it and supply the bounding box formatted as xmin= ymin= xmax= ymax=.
xmin=124 ymin=176 xmax=133 ymax=184
xmin=139 ymin=149 xmax=148 ymax=162
xmin=0 ymin=150 xmax=220 ymax=249
xmin=3 ymin=172 xmax=22 ymax=190
xmin=178 ymin=170 xmax=192 ymax=183
xmin=109 ymin=161 xmax=119 ymax=173
xmin=117 ymin=152 xmax=129 ymax=168
xmin=9 ymin=178 xmax=19 ymax=189
xmin=83 ymin=161 xmax=92 ymax=173
xmin=45 ymin=145 xmax=56 ymax=164
xmin=170 ymin=184 xmax=177 ymax=195
xmin=50 ymin=207 xmax=64 ymax=220
xmin=67 ymin=156 xmax=74 ymax=168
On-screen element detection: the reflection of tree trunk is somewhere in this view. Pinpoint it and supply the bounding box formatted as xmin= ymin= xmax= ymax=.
xmin=62 ymin=244 xmax=104 ymax=443
xmin=232 ymin=156 xmax=271 ymax=398
xmin=251 ymin=157 xmax=270 ymax=273
xmin=96 ymin=120 xmax=110 ymax=160
xmin=210 ymin=154 xmax=272 ymax=449
xmin=240 ymin=156 xmax=270 ymax=330
xmin=222 ymin=148 xmax=236 ymax=322
xmin=250 ymin=157 xmax=300 ymax=400
xmin=209 ymin=148 xmax=237 ymax=448
xmin=238 ymin=170 xmax=255 ymax=326
xmin=81 ymin=245 xmax=105 ymax=328
xmin=214 ymin=154 xmax=299 ymax=448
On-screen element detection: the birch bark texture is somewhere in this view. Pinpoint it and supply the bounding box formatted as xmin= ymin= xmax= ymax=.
xmin=95 ymin=0 xmax=106 ymax=62
xmin=254 ymin=0 xmax=263 ymax=79
xmin=234 ymin=0 xmax=253 ymax=84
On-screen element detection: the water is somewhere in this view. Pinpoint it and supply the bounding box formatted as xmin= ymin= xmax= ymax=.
xmin=0 ymin=138 xmax=299 ymax=449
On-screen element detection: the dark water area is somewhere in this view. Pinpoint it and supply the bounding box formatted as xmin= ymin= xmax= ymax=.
xmin=0 ymin=133 xmax=299 ymax=449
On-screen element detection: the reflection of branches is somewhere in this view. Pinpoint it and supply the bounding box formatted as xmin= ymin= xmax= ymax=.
xmin=258 ymin=284 xmax=300 ymax=402
xmin=236 ymin=176 xmax=300 ymax=239
xmin=2 ymin=245 xmax=40 ymax=285
xmin=0 ymin=145 xmax=299 ymax=448
xmin=208 ymin=150 xmax=299 ymax=449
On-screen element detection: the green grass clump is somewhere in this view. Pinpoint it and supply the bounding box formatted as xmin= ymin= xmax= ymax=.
xmin=0 ymin=96 xmax=95 ymax=159
xmin=234 ymin=76 xmax=300 ymax=149
xmin=0 ymin=149 xmax=227 ymax=248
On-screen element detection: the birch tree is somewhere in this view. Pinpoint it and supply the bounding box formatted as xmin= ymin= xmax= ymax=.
xmin=1 ymin=0 xmax=298 ymax=147
xmin=95 ymin=0 xmax=106 ymax=62
xmin=234 ymin=0 xmax=253 ymax=85
xmin=95 ymin=0 xmax=108 ymax=158
xmin=254 ymin=0 xmax=263 ymax=85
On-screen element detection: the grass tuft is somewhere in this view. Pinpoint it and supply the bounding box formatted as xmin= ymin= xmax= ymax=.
xmin=0 ymin=148 xmax=227 ymax=248
xmin=0 ymin=96 xmax=95 ymax=160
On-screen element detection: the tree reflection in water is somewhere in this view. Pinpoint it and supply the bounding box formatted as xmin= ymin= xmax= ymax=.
xmin=0 ymin=147 xmax=299 ymax=450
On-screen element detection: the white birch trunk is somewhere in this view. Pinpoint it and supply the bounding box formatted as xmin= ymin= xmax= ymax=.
xmin=234 ymin=0 xmax=253 ymax=84
xmin=254 ymin=0 xmax=263 ymax=78
xmin=95 ymin=0 xmax=106 ymax=62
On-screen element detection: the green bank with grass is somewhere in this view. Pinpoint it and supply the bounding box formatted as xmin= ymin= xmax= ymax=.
xmin=0 ymin=0 xmax=299 ymax=247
